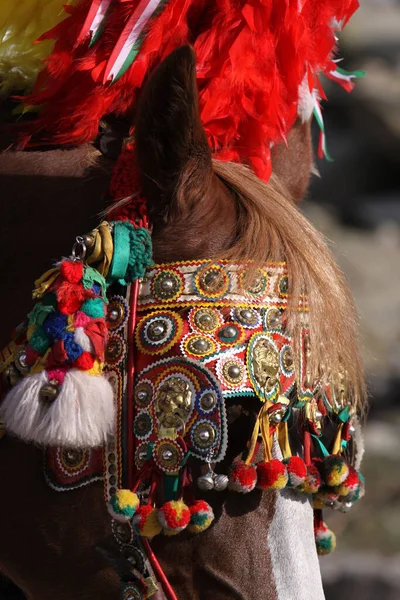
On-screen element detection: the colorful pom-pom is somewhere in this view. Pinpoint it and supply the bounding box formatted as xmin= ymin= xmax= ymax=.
xmin=301 ymin=464 xmax=322 ymax=495
xmin=29 ymin=326 xmax=51 ymax=355
xmin=74 ymin=351 xmax=95 ymax=371
xmin=256 ymin=459 xmax=288 ymax=491
xmin=313 ymin=486 xmax=339 ymax=508
xmin=108 ymin=489 xmax=140 ymax=522
xmin=132 ymin=505 xmax=162 ymax=538
xmin=337 ymin=466 xmax=360 ymax=500
xmin=158 ymin=500 xmax=191 ymax=536
xmin=187 ymin=500 xmax=214 ymax=534
xmin=60 ymin=260 xmax=83 ymax=284
xmin=81 ymin=297 xmax=106 ymax=319
xmin=314 ymin=521 xmax=336 ymax=556
xmin=283 ymin=456 xmax=307 ymax=488
xmin=322 ymin=455 xmax=349 ymax=487
xmin=228 ymin=461 xmax=258 ymax=493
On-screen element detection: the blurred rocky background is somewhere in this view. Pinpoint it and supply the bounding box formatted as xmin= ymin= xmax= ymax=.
xmin=306 ymin=0 xmax=400 ymax=597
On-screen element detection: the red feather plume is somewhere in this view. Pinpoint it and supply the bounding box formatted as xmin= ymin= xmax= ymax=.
xmin=17 ymin=0 xmax=359 ymax=180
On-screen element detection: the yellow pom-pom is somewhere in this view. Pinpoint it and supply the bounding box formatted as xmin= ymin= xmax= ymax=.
xmin=133 ymin=506 xmax=162 ymax=538
xmin=108 ymin=489 xmax=140 ymax=522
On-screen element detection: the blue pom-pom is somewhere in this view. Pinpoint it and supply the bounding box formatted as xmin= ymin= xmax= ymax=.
xmin=62 ymin=331 xmax=84 ymax=362
xmin=43 ymin=312 xmax=68 ymax=341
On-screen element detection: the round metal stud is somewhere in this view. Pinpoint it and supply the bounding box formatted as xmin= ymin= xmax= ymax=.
xmin=266 ymin=308 xmax=282 ymax=330
xmin=134 ymin=412 xmax=153 ymax=438
xmin=39 ymin=382 xmax=60 ymax=404
xmin=222 ymin=360 xmax=244 ymax=385
xmin=153 ymin=439 xmax=183 ymax=473
xmin=271 ymin=411 xmax=283 ymax=423
xmin=200 ymin=392 xmax=217 ymax=411
xmin=193 ymin=422 xmax=216 ymax=450
xmin=241 ymin=310 xmax=253 ymax=321
xmin=62 ymin=448 xmax=84 ymax=467
xmin=15 ymin=350 xmax=29 ymax=373
xmin=105 ymin=334 xmax=125 ymax=365
xmin=223 ymin=326 xmax=237 ymax=339
xmin=153 ymin=271 xmax=182 ymax=301
xmin=193 ymin=309 xmax=220 ymax=332
xmin=109 ymin=309 xmax=120 ymax=322
xmin=112 ymin=520 xmax=133 ymax=545
xmin=196 ymin=472 xmax=215 ymax=491
xmin=349 ymin=425 xmax=356 ymax=435
xmin=147 ymin=320 xmax=167 ymax=340
xmin=187 ymin=336 xmax=213 ymax=356
xmin=213 ymin=473 xmax=229 ymax=491
xmin=135 ymin=382 xmax=153 ymax=408
xmin=281 ymin=346 xmax=294 ymax=374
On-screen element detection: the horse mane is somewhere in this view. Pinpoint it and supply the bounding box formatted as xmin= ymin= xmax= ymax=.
xmin=213 ymin=160 xmax=367 ymax=414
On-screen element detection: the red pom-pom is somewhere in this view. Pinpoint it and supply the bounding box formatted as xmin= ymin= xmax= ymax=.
xmin=74 ymin=351 xmax=95 ymax=371
xmin=60 ymin=260 xmax=83 ymax=284
xmin=284 ymin=456 xmax=307 ymax=488
xmin=158 ymin=500 xmax=191 ymax=536
xmin=301 ymin=464 xmax=322 ymax=495
xmin=228 ymin=461 xmax=257 ymax=493
xmin=337 ymin=466 xmax=360 ymax=500
xmin=57 ymin=282 xmax=91 ymax=315
xmin=256 ymin=459 xmax=288 ymax=491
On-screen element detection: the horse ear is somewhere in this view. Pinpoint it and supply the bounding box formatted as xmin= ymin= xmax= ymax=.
xmin=135 ymin=45 xmax=213 ymax=222
xmin=271 ymin=119 xmax=313 ymax=203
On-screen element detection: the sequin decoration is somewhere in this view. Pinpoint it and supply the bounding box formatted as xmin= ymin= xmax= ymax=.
xmin=134 ymin=411 xmax=153 ymax=440
xmin=182 ymin=333 xmax=218 ymax=359
xmin=136 ymin=311 xmax=183 ymax=355
xmin=153 ymin=438 xmax=184 ymax=473
xmin=189 ymin=307 xmax=222 ymax=333
xmin=107 ymin=296 xmax=129 ymax=332
xmin=152 ymin=269 xmax=183 ymax=302
xmin=193 ymin=263 xmax=231 ymax=300
xmin=105 ymin=333 xmax=126 ymax=367
xmin=231 ymin=307 xmax=261 ymax=329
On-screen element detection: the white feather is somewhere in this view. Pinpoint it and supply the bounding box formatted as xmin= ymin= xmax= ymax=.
xmin=0 ymin=370 xmax=115 ymax=448
xmin=297 ymin=76 xmax=317 ymax=123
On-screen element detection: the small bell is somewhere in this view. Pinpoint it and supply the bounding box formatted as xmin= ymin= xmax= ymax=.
xmin=196 ymin=472 xmax=215 ymax=491
xmin=213 ymin=473 xmax=229 ymax=492
xmin=39 ymin=382 xmax=60 ymax=404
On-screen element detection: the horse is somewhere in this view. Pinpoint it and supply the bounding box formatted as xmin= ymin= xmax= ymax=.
xmin=0 ymin=46 xmax=364 ymax=600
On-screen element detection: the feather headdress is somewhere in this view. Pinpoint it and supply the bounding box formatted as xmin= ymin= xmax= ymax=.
xmin=16 ymin=0 xmax=361 ymax=179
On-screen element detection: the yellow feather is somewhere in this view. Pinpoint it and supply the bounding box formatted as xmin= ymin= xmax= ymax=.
xmin=0 ymin=0 xmax=77 ymax=97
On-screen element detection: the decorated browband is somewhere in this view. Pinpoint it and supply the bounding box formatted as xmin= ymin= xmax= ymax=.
xmin=0 ymin=219 xmax=364 ymax=561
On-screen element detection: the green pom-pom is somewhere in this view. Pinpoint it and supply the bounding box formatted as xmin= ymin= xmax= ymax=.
xmin=29 ymin=326 xmax=51 ymax=355
xmin=315 ymin=522 xmax=336 ymax=555
xmin=81 ymin=297 xmax=106 ymax=318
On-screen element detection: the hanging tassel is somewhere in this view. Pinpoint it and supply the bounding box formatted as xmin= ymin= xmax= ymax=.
xmin=0 ymin=368 xmax=114 ymax=447
xmin=314 ymin=510 xmax=336 ymax=556
xmin=313 ymin=97 xmax=333 ymax=162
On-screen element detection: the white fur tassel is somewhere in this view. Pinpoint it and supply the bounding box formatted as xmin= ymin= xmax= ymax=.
xmin=0 ymin=370 xmax=115 ymax=448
